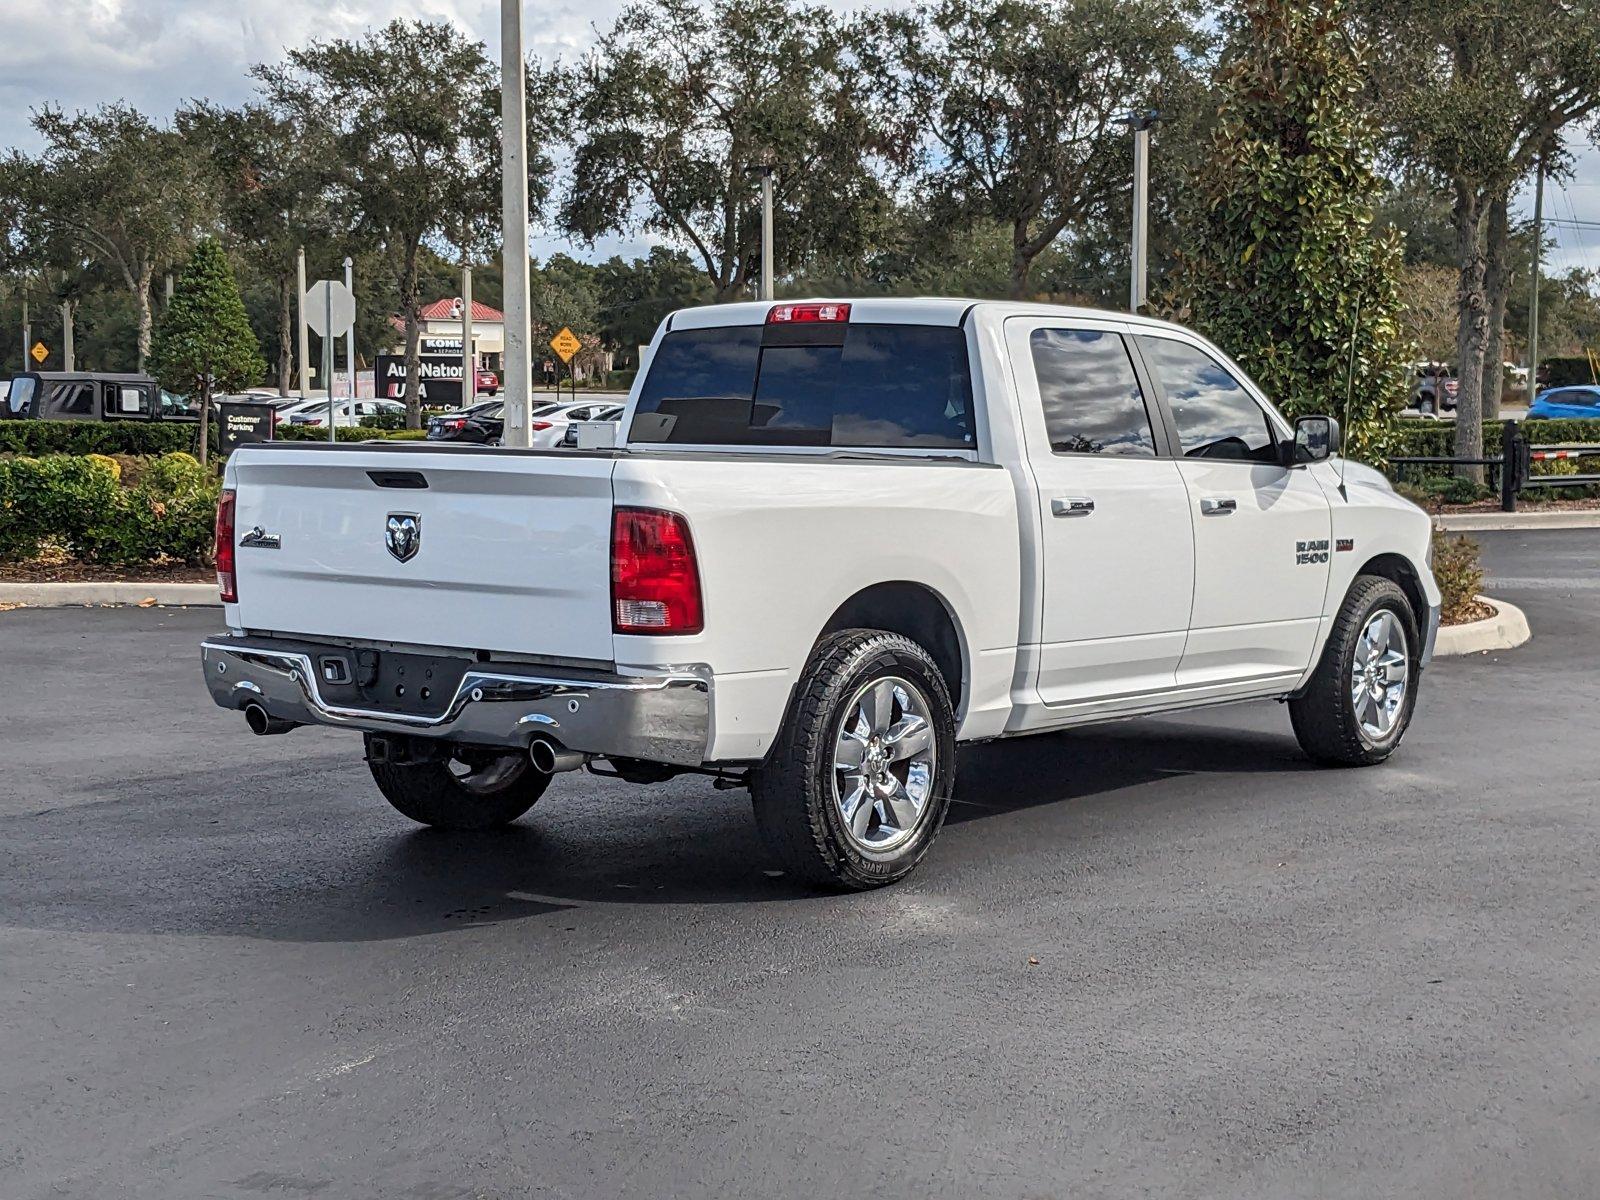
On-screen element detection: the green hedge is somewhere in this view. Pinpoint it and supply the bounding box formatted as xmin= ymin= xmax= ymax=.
xmin=276 ymin=424 xmax=429 ymax=443
xmin=0 ymin=452 xmax=220 ymax=566
xmin=0 ymin=421 xmax=199 ymax=457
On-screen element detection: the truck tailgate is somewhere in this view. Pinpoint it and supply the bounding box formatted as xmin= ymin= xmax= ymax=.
xmin=229 ymin=447 xmax=616 ymax=660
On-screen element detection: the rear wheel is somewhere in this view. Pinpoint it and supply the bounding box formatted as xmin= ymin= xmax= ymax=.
xmin=1290 ymin=576 xmax=1420 ymax=766
xmin=365 ymin=737 xmax=550 ymax=829
xmin=751 ymin=629 xmax=956 ymax=890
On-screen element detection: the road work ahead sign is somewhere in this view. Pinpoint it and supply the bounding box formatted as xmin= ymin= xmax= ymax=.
xmin=550 ymin=327 xmax=581 ymax=363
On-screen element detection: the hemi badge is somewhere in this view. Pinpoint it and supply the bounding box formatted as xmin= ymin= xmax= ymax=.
xmin=1336 ymin=538 xmax=1355 ymax=553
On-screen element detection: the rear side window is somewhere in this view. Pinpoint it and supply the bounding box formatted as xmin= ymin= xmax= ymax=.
xmin=1029 ymin=328 xmax=1156 ymax=456
xmin=1139 ymin=337 xmax=1277 ymax=463
xmin=631 ymin=323 xmax=975 ymax=449
xmin=46 ymin=383 xmax=94 ymax=416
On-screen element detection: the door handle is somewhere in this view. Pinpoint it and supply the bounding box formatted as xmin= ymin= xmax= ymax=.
xmin=1051 ymin=496 xmax=1095 ymax=518
xmin=1200 ymin=497 xmax=1238 ymax=515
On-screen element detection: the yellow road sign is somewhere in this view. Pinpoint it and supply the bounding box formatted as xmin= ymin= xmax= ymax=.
xmin=30 ymin=341 xmax=48 ymax=364
xmin=550 ymin=327 xmax=582 ymax=363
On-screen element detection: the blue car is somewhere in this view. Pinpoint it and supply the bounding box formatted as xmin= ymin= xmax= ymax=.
xmin=1530 ymin=385 xmax=1600 ymax=420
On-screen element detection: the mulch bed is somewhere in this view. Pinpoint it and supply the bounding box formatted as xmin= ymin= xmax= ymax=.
xmin=1443 ymin=598 xmax=1496 ymax=626
xmin=0 ymin=562 xmax=213 ymax=584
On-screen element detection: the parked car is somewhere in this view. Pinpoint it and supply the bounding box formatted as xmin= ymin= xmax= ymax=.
xmin=1529 ymin=385 xmax=1600 ymax=420
xmin=1410 ymin=362 xmax=1457 ymax=415
xmin=425 ymin=399 xmax=508 ymax=443
xmin=519 ymin=401 xmax=626 ymax=448
xmin=475 ymin=368 xmax=499 ymax=397
xmin=1 ymin=371 xmax=196 ymax=423
xmin=288 ymin=398 xmax=405 ymax=429
xmin=561 ymin=405 xmax=625 ymax=447
xmin=203 ymin=298 xmax=1441 ymax=890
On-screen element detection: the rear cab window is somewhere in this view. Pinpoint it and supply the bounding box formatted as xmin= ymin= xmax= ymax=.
xmin=629 ymin=316 xmax=976 ymax=451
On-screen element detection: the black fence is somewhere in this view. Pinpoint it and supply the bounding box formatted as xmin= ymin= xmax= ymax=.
xmin=1389 ymin=419 xmax=1600 ymax=512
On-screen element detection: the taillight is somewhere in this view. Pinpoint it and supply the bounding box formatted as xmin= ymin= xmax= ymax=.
xmin=768 ymin=302 xmax=850 ymax=324
xmin=531 ymin=420 xmax=552 ymax=431
xmin=215 ymin=488 xmax=237 ymax=603
xmin=611 ymin=507 xmax=703 ymax=635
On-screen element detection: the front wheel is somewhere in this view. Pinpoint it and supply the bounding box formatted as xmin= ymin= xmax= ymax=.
xmin=366 ymin=737 xmax=550 ymax=829
xmin=751 ymin=629 xmax=956 ymax=890
xmin=1289 ymin=576 xmax=1420 ymax=766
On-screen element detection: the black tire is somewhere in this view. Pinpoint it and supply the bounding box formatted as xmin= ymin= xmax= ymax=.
xmin=751 ymin=629 xmax=957 ymax=890
xmin=1290 ymin=576 xmax=1421 ymax=767
xmin=365 ymin=738 xmax=550 ymax=829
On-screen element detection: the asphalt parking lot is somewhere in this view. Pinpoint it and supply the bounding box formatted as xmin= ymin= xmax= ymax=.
xmin=2 ymin=529 xmax=1597 ymax=1199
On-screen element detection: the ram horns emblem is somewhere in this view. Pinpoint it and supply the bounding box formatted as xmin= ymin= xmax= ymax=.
xmin=385 ymin=512 xmax=421 ymax=562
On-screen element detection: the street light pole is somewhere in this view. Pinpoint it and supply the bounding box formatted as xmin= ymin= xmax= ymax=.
xmin=1125 ymin=110 xmax=1160 ymax=314
xmin=461 ymin=264 xmax=474 ymax=404
xmin=343 ymin=256 xmax=356 ymax=402
xmin=1528 ymin=155 xmax=1545 ymax=407
xmin=499 ymin=0 xmax=534 ymax=449
xmin=760 ymin=164 xmax=775 ymax=302
xmin=296 ymin=246 xmax=311 ymax=399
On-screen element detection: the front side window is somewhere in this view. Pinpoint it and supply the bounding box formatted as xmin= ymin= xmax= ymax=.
xmin=1139 ymin=337 xmax=1277 ymax=463
xmin=631 ymin=323 xmax=975 ymax=449
xmin=1029 ymin=328 xmax=1156 ymax=456
xmin=7 ymin=376 xmax=36 ymax=416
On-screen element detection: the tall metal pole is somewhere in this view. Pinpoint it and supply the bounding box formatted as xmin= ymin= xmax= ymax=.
xmin=1130 ymin=124 xmax=1151 ymax=313
xmin=21 ymin=297 xmax=29 ymax=366
xmin=461 ymin=265 xmax=474 ymax=405
xmin=1528 ymin=156 xmax=1545 ymax=407
xmin=296 ymin=247 xmax=311 ymax=399
xmin=343 ymin=256 xmax=356 ymax=402
xmin=499 ymin=0 xmax=534 ymax=448
xmin=61 ymin=301 xmax=75 ymax=372
xmin=324 ymin=285 xmax=335 ymax=443
xmin=760 ymin=167 xmax=775 ymax=301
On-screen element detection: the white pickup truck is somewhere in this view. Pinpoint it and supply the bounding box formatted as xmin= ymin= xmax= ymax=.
xmin=203 ymin=299 xmax=1440 ymax=889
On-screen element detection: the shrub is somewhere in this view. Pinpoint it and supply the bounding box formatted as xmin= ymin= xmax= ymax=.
xmin=85 ymin=453 xmax=122 ymax=481
xmin=0 ymin=421 xmax=197 ymax=457
xmin=1431 ymin=528 xmax=1485 ymax=624
xmin=0 ymin=452 xmax=219 ymax=567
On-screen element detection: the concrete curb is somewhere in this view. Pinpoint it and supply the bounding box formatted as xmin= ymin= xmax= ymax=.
xmin=1434 ymin=595 xmax=1530 ymax=657
xmin=1435 ymin=510 xmax=1600 ymax=532
xmin=0 ymin=582 xmax=220 ymax=609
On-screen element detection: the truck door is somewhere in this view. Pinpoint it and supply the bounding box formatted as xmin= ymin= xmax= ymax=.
xmin=1004 ymin=317 xmax=1195 ymax=708
xmin=1134 ymin=332 xmax=1331 ymax=688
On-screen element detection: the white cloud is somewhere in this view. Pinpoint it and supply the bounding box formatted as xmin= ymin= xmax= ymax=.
xmin=0 ymin=0 xmax=626 ymax=151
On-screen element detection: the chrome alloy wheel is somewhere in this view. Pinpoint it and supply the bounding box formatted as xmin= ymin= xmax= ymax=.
xmin=1350 ymin=609 xmax=1410 ymax=742
xmin=832 ymin=676 xmax=937 ymax=856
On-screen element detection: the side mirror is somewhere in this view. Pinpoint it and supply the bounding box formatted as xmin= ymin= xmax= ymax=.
xmin=1287 ymin=415 xmax=1340 ymax=466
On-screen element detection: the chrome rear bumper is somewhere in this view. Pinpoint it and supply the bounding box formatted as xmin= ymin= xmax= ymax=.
xmin=201 ymin=636 xmax=711 ymax=766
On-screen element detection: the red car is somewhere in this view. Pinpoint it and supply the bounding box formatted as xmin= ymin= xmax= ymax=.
xmin=474 ymin=368 xmax=499 ymax=397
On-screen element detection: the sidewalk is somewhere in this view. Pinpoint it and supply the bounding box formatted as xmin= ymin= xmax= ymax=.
xmin=0 ymin=582 xmax=219 ymax=609
xmin=1434 ymin=509 xmax=1600 ymax=532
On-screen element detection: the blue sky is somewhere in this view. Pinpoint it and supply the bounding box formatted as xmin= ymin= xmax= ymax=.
xmin=4 ymin=0 xmax=1597 ymax=275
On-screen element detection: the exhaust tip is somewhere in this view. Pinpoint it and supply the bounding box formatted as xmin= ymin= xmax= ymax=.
xmin=243 ymin=702 xmax=298 ymax=736
xmin=528 ymin=737 xmax=584 ymax=775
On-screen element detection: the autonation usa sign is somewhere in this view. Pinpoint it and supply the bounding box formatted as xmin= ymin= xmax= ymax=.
xmin=375 ymin=352 xmax=466 ymax=406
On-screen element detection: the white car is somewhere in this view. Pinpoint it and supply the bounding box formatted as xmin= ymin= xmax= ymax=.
xmin=528 ymin=401 xmax=628 ymax=448
xmin=560 ymin=405 xmax=625 ymax=447
xmin=287 ymin=398 xmax=405 ymax=429
xmin=203 ymin=298 xmax=1441 ymax=890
